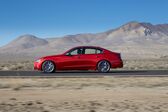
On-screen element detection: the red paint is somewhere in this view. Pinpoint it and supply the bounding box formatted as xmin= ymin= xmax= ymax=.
xmin=34 ymin=46 xmax=123 ymax=71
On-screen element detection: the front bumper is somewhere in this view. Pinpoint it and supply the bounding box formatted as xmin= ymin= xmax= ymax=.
xmin=34 ymin=61 xmax=42 ymax=71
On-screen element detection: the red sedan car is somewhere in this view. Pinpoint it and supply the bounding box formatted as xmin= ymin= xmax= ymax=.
xmin=34 ymin=46 xmax=123 ymax=73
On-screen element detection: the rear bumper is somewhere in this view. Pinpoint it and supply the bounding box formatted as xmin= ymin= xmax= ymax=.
xmin=111 ymin=60 xmax=123 ymax=68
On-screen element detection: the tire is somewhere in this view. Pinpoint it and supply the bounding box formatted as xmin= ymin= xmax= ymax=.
xmin=42 ymin=61 xmax=55 ymax=73
xmin=97 ymin=60 xmax=110 ymax=73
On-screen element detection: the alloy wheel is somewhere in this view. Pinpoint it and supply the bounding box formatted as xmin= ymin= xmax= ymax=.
xmin=97 ymin=60 xmax=110 ymax=73
xmin=42 ymin=61 xmax=55 ymax=73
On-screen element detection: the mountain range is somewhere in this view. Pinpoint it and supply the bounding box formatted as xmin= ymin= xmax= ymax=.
xmin=0 ymin=21 xmax=168 ymax=60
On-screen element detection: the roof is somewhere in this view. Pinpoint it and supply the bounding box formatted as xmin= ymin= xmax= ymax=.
xmin=74 ymin=46 xmax=102 ymax=49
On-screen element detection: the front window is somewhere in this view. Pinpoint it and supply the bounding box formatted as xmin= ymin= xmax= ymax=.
xmin=66 ymin=48 xmax=83 ymax=55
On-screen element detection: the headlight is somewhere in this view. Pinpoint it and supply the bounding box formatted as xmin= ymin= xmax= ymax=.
xmin=35 ymin=59 xmax=41 ymax=63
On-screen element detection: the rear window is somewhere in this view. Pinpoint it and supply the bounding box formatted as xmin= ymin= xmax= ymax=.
xmin=96 ymin=49 xmax=103 ymax=54
xmin=84 ymin=48 xmax=103 ymax=54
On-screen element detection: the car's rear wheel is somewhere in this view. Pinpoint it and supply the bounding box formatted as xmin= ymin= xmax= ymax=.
xmin=97 ymin=60 xmax=110 ymax=73
xmin=42 ymin=61 xmax=55 ymax=73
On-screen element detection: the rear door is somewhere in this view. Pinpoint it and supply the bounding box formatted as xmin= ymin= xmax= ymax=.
xmin=79 ymin=47 xmax=104 ymax=69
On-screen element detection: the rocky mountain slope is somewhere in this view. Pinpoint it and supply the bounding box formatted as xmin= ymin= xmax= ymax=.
xmin=0 ymin=21 xmax=168 ymax=60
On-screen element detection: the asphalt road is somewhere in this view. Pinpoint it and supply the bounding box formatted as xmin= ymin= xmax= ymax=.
xmin=0 ymin=70 xmax=168 ymax=78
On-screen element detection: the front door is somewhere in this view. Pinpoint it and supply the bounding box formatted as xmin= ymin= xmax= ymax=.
xmin=60 ymin=48 xmax=84 ymax=70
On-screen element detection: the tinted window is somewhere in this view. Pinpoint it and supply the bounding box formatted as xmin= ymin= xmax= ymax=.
xmin=69 ymin=49 xmax=78 ymax=55
xmin=85 ymin=48 xmax=96 ymax=54
xmin=96 ymin=49 xmax=103 ymax=54
xmin=67 ymin=48 xmax=83 ymax=55
xmin=84 ymin=48 xmax=103 ymax=54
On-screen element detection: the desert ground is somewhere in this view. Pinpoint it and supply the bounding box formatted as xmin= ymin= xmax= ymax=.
xmin=0 ymin=56 xmax=168 ymax=112
xmin=0 ymin=58 xmax=168 ymax=71
xmin=0 ymin=77 xmax=168 ymax=112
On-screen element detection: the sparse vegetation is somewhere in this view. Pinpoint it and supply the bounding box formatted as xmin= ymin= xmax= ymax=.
xmin=0 ymin=77 xmax=168 ymax=90
xmin=0 ymin=78 xmax=168 ymax=112
xmin=0 ymin=59 xmax=168 ymax=71
xmin=122 ymin=59 xmax=168 ymax=70
xmin=0 ymin=61 xmax=33 ymax=71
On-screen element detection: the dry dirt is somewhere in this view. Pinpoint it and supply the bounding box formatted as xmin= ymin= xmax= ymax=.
xmin=0 ymin=77 xmax=168 ymax=112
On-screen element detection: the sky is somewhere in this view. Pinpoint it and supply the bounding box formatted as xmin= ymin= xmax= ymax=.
xmin=0 ymin=0 xmax=168 ymax=46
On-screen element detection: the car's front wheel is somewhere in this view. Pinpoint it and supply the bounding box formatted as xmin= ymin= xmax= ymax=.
xmin=97 ymin=60 xmax=110 ymax=73
xmin=42 ymin=61 xmax=55 ymax=73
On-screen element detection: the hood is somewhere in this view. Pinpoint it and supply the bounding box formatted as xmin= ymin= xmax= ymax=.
xmin=42 ymin=54 xmax=63 ymax=59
